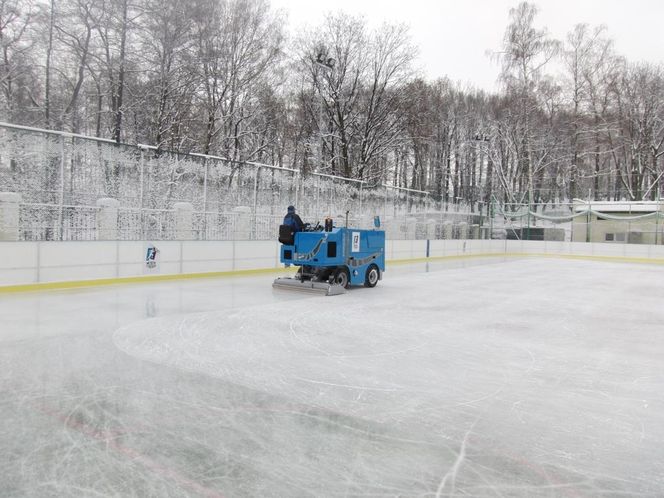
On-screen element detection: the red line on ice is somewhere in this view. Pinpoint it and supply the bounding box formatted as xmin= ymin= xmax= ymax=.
xmin=34 ymin=403 xmax=227 ymax=498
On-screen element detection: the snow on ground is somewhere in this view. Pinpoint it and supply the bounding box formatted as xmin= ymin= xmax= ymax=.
xmin=1 ymin=257 xmax=664 ymax=497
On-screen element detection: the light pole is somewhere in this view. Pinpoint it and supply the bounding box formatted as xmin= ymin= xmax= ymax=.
xmin=314 ymin=51 xmax=335 ymax=173
xmin=472 ymin=133 xmax=491 ymax=238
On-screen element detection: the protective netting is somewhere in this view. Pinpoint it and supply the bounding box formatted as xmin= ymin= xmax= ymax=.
xmin=492 ymin=202 xmax=664 ymax=244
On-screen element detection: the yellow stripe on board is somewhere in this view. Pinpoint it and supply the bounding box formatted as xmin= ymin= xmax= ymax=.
xmin=0 ymin=267 xmax=294 ymax=294
xmin=389 ymin=252 xmax=664 ymax=266
xmin=1 ymin=252 xmax=663 ymax=294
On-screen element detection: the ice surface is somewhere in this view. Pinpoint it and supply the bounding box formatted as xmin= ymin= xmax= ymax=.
xmin=1 ymin=258 xmax=664 ymax=497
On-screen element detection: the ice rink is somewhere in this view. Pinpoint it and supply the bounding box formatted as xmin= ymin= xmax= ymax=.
xmin=1 ymin=257 xmax=664 ymax=497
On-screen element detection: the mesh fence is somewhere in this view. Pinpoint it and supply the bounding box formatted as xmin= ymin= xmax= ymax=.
xmin=4 ymin=123 xmax=663 ymax=244
xmin=0 ymin=123 xmax=480 ymax=241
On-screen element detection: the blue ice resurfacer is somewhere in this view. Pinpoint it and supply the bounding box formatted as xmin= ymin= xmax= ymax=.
xmin=273 ymin=219 xmax=385 ymax=296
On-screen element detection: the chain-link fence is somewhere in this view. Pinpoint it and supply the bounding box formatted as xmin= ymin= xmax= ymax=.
xmin=0 ymin=122 xmax=479 ymax=241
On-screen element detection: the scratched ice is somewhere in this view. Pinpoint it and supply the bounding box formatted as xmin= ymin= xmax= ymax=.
xmin=1 ymin=258 xmax=664 ymax=497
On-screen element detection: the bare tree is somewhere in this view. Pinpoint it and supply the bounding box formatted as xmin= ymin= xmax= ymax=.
xmin=0 ymin=0 xmax=36 ymax=120
xmin=564 ymin=24 xmax=605 ymax=200
xmin=496 ymin=2 xmax=559 ymax=205
xmin=191 ymin=0 xmax=284 ymax=159
xmin=57 ymin=0 xmax=97 ymax=131
xmin=90 ymin=0 xmax=135 ymax=142
xmin=356 ymin=22 xmax=415 ymax=182
xmin=295 ymin=13 xmax=415 ymax=181
xmin=296 ymin=13 xmax=366 ymax=177
xmin=610 ymin=63 xmax=664 ymax=200
xmin=138 ymin=0 xmax=196 ymax=149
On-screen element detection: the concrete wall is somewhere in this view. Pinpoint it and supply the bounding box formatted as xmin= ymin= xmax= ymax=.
xmin=1 ymin=239 xmax=664 ymax=288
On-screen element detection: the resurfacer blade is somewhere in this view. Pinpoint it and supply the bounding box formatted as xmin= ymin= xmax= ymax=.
xmin=272 ymin=277 xmax=345 ymax=296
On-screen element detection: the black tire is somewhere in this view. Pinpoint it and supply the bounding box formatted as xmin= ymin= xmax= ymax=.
xmin=364 ymin=264 xmax=379 ymax=288
xmin=332 ymin=267 xmax=350 ymax=289
xmin=319 ymin=268 xmax=333 ymax=282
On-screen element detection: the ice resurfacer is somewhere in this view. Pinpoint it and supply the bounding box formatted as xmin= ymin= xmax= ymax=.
xmin=273 ymin=220 xmax=385 ymax=296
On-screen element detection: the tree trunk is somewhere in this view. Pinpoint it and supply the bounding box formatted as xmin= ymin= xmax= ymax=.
xmin=44 ymin=0 xmax=55 ymax=128
xmin=113 ymin=0 xmax=129 ymax=143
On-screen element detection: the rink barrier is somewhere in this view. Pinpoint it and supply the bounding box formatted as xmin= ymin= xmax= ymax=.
xmin=1 ymin=239 xmax=664 ymax=293
xmin=388 ymin=252 xmax=664 ymax=266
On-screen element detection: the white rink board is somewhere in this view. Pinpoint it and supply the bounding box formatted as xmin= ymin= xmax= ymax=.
xmin=1 ymin=238 xmax=664 ymax=287
xmin=0 ymin=240 xmax=284 ymax=285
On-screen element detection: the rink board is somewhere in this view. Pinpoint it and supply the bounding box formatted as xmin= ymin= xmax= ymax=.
xmin=1 ymin=239 xmax=664 ymax=291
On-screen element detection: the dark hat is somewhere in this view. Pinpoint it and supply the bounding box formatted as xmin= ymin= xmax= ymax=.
xmin=287 ymin=205 xmax=295 ymax=212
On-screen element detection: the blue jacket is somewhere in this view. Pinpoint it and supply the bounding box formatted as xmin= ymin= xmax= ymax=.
xmin=284 ymin=211 xmax=304 ymax=232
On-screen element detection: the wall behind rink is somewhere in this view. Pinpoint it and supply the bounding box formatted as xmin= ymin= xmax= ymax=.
xmin=1 ymin=239 xmax=664 ymax=290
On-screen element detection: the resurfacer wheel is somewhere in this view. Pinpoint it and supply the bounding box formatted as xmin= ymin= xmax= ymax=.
xmin=365 ymin=264 xmax=379 ymax=288
xmin=333 ymin=267 xmax=350 ymax=289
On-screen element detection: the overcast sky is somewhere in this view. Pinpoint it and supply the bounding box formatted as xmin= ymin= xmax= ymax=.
xmin=271 ymin=0 xmax=664 ymax=92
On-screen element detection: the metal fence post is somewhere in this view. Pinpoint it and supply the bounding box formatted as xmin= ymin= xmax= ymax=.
xmin=139 ymin=148 xmax=145 ymax=209
xmin=202 ymin=158 xmax=208 ymax=211
xmin=384 ymin=185 xmax=388 ymax=222
xmin=359 ymin=182 xmax=363 ymax=215
xmin=656 ymin=201 xmax=661 ymax=245
xmin=315 ymin=175 xmax=320 ymax=219
xmin=586 ymin=198 xmax=591 ymax=243
xmin=526 ymin=195 xmax=531 ymax=241
xmin=58 ymin=135 xmax=65 ymax=241
xmin=202 ymin=157 xmax=208 ymax=240
xmin=489 ymin=198 xmax=494 ymax=240
xmin=139 ymin=148 xmax=145 ymax=240
xmin=252 ymin=166 xmax=261 ymax=240
xmin=628 ymin=200 xmax=632 ymax=245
